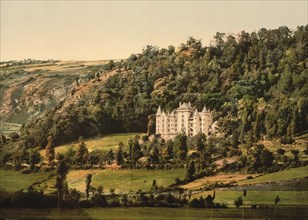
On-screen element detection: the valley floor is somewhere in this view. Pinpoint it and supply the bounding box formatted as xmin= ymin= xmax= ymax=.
xmin=1 ymin=206 xmax=308 ymax=220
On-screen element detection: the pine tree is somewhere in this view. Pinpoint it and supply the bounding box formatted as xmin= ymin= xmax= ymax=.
xmin=176 ymin=133 xmax=188 ymax=160
xmin=116 ymin=142 xmax=124 ymax=165
xmin=75 ymin=137 xmax=89 ymax=166
xmin=186 ymin=160 xmax=196 ymax=180
xmin=55 ymin=158 xmax=70 ymax=201
xmin=85 ymin=174 xmax=92 ymax=199
xmin=45 ymin=136 xmax=55 ymax=165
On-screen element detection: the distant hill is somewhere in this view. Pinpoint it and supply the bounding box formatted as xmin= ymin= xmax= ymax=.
xmin=0 ymin=60 xmax=109 ymax=124
xmin=3 ymin=25 xmax=307 ymax=148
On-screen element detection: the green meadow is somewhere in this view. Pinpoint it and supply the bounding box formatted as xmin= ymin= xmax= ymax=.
xmin=53 ymin=133 xmax=144 ymax=154
xmin=67 ymin=169 xmax=186 ymax=193
xmin=0 ymin=169 xmax=54 ymax=192
xmin=239 ymin=166 xmax=308 ymax=185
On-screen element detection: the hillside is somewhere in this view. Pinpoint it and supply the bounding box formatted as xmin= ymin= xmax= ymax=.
xmin=0 ymin=60 xmax=109 ymax=124
xmin=14 ymin=25 xmax=307 ymax=149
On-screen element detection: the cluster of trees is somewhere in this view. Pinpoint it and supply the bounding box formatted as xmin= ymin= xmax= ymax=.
xmin=16 ymin=25 xmax=307 ymax=149
xmin=0 ymin=59 xmax=60 ymax=67
xmin=221 ymin=143 xmax=307 ymax=173
xmin=1 ymin=130 xmax=307 ymax=175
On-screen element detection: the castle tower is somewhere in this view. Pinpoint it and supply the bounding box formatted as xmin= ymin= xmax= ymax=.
xmin=193 ymin=108 xmax=201 ymax=136
xmin=156 ymin=106 xmax=162 ymax=135
xmin=155 ymin=102 xmax=213 ymax=139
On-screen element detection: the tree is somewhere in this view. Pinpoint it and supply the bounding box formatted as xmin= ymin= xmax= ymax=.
xmin=0 ymin=132 xmax=6 ymax=144
xmin=277 ymin=148 xmax=286 ymax=155
xmin=9 ymin=132 xmax=19 ymax=142
xmin=234 ymin=197 xmax=243 ymax=208
xmin=91 ymin=185 xmax=106 ymax=207
xmin=260 ymin=149 xmax=274 ymax=171
xmin=116 ymin=142 xmax=124 ymax=165
xmin=106 ymin=149 xmax=114 ymax=164
xmin=275 ymin=195 xmax=280 ymax=205
xmin=28 ymin=148 xmax=41 ymax=171
xmin=175 ymin=133 xmax=188 ymax=160
xmin=195 ymin=132 xmax=206 ymax=152
xmin=45 ymin=136 xmax=55 ymax=165
xmin=128 ymin=137 xmax=142 ymax=168
xmin=165 ymin=139 xmax=174 ymax=160
xmin=147 ymin=114 xmax=156 ymax=136
xmin=67 ymin=188 xmax=81 ymax=208
xmin=291 ymin=149 xmax=300 ymax=167
xmin=55 ymin=159 xmax=70 ymax=201
xmin=186 ymin=160 xmax=196 ymax=180
xmin=205 ymin=192 xmax=215 ymax=208
xmin=85 ymin=174 xmax=92 ymax=199
xmin=152 ymin=179 xmax=158 ymax=191
xmin=75 ymin=137 xmax=89 ymax=166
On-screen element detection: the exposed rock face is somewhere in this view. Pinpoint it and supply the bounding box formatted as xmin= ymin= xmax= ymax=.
xmin=0 ymin=60 xmax=108 ymax=124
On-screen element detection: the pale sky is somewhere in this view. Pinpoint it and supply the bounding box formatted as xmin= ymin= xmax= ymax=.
xmin=1 ymin=1 xmax=307 ymax=61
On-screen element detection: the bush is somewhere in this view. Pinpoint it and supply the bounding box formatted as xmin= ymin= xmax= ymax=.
xmin=280 ymin=136 xmax=293 ymax=144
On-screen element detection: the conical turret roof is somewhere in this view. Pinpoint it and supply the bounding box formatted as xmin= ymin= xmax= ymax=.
xmin=156 ymin=106 xmax=162 ymax=115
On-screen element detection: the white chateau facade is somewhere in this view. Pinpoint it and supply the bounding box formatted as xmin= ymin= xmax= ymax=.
xmin=156 ymin=102 xmax=215 ymax=139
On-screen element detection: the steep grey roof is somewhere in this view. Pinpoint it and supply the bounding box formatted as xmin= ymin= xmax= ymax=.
xmin=178 ymin=102 xmax=191 ymax=109
xmin=202 ymin=106 xmax=207 ymax=112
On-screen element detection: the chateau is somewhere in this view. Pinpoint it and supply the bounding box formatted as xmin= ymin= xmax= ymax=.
xmin=156 ymin=102 xmax=215 ymax=139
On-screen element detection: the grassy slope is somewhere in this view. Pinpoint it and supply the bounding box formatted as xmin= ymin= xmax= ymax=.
xmin=54 ymin=133 xmax=144 ymax=154
xmin=0 ymin=169 xmax=53 ymax=192
xmin=67 ymin=169 xmax=186 ymax=193
xmin=239 ymin=166 xmax=308 ymax=185
xmin=192 ymin=190 xmax=308 ymax=206
xmin=191 ymin=166 xmax=308 ymax=207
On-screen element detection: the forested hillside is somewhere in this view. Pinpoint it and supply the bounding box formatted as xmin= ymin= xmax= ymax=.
xmin=19 ymin=25 xmax=308 ymax=148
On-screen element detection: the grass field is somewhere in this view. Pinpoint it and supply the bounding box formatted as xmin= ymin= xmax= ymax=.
xmin=238 ymin=166 xmax=308 ymax=185
xmin=52 ymin=133 xmax=144 ymax=155
xmin=1 ymin=207 xmax=308 ymax=219
xmin=67 ymin=169 xmax=186 ymax=193
xmin=0 ymin=169 xmax=54 ymax=192
xmin=0 ymin=168 xmax=185 ymax=194
xmin=192 ymin=190 xmax=308 ymax=206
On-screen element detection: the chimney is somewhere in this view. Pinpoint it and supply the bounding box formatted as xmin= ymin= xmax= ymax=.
xmin=179 ymin=102 xmax=181 ymax=107
xmin=189 ymin=102 xmax=191 ymax=107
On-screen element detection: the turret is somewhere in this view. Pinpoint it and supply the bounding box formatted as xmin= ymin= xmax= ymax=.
xmin=156 ymin=106 xmax=162 ymax=115
xmin=202 ymin=106 xmax=207 ymax=113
